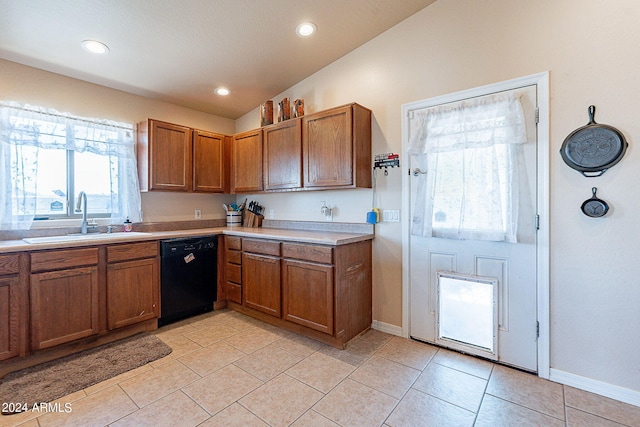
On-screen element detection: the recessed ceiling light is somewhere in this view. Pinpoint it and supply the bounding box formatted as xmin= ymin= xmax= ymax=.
xmin=296 ymin=22 xmax=317 ymax=37
xmin=215 ymin=87 xmax=230 ymax=96
xmin=81 ymin=40 xmax=109 ymax=54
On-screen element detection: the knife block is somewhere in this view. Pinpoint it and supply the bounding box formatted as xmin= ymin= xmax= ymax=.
xmin=242 ymin=211 xmax=263 ymax=227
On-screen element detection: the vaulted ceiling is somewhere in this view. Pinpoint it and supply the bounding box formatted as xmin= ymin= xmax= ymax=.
xmin=0 ymin=0 xmax=436 ymax=118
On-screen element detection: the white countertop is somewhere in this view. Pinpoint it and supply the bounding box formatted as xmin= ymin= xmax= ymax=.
xmin=0 ymin=226 xmax=374 ymax=253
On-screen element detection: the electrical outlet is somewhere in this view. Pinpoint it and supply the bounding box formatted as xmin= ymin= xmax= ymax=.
xmin=269 ymin=209 xmax=275 ymax=219
xmin=194 ymin=209 xmax=202 ymax=219
xmin=382 ymin=209 xmax=400 ymax=222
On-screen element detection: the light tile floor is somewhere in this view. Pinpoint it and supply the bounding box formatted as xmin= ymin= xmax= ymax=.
xmin=2 ymin=309 xmax=640 ymax=427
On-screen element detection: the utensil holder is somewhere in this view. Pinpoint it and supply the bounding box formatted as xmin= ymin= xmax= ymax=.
xmin=226 ymin=211 xmax=242 ymax=226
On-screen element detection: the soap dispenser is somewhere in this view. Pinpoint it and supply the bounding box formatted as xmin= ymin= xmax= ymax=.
xmin=124 ymin=217 xmax=132 ymax=232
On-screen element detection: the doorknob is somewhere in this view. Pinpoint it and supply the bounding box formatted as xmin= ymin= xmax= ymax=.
xmin=411 ymin=168 xmax=427 ymax=176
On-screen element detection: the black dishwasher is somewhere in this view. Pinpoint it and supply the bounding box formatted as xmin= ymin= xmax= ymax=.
xmin=159 ymin=235 xmax=217 ymax=327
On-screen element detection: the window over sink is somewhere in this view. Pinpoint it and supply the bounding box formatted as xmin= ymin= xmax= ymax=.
xmin=0 ymin=102 xmax=142 ymax=230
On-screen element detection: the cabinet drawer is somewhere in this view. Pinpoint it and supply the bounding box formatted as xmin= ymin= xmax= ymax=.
xmin=242 ymin=239 xmax=280 ymax=256
xmin=107 ymin=241 xmax=158 ymax=263
xmin=31 ymin=248 xmax=99 ymax=272
xmin=226 ymin=249 xmax=242 ymax=265
xmin=282 ymin=243 xmax=333 ymax=264
xmin=225 ymin=263 xmax=242 ymax=284
xmin=227 ymin=282 xmax=242 ymax=304
xmin=0 ymin=254 xmax=19 ymax=275
xmin=226 ymin=236 xmax=242 ymax=251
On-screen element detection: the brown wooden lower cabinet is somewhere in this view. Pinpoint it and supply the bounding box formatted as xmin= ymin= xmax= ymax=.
xmin=282 ymin=259 xmax=334 ymax=334
xmin=30 ymin=266 xmax=99 ymax=350
xmin=106 ymin=242 xmax=160 ymax=330
xmin=106 ymin=258 xmax=159 ymax=330
xmin=0 ymin=253 xmax=23 ymax=362
xmin=242 ymin=252 xmax=281 ymax=317
xmin=1 ymin=242 xmax=161 ymax=377
xmin=0 ymin=275 xmax=20 ymax=361
xmin=225 ymin=237 xmax=372 ymax=349
xmin=224 ymin=235 xmax=243 ymax=304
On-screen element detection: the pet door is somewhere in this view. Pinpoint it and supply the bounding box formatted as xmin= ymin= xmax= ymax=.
xmin=436 ymin=272 xmax=498 ymax=360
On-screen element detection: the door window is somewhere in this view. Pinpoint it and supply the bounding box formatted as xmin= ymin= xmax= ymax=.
xmin=408 ymin=93 xmax=527 ymax=242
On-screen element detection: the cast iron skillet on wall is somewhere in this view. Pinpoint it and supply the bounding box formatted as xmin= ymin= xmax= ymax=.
xmin=581 ymin=187 xmax=609 ymax=218
xmin=560 ymin=105 xmax=628 ymax=177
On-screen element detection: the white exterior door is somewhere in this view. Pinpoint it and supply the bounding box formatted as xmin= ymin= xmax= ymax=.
xmin=406 ymin=84 xmax=539 ymax=372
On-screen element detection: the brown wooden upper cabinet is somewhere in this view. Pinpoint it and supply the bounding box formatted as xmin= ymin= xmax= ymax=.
xmin=137 ymin=103 xmax=371 ymax=194
xmin=263 ymin=118 xmax=303 ymax=191
xmin=230 ymin=128 xmax=263 ymax=193
xmin=302 ymin=103 xmax=372 ymax=189
xmin=193 ymin=130 xmax=227 ymax=193
xmin=137 ymin=119 xmax=227 ymax=193
xmin=261 ymin=103 xmax=372 ymax=192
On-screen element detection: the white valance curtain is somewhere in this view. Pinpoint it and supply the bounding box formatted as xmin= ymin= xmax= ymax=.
xmin=0 ymin=102 xmax=142 ymax=230
xmin=408 ymin=93 xmax=527 ymax=242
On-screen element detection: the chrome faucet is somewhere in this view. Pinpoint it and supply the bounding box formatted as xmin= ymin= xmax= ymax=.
xmin=76 ymin=191 xmax=90 ymax=234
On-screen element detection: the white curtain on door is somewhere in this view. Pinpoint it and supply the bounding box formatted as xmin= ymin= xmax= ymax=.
xmin=0 ymin=102 xmax=142 ymax=230
xmin=408 ymin=93 xmax=527 ymax=242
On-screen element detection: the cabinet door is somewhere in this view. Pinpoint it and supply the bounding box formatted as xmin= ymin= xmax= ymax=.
xmin=303 ymin=105 xmax=354 ymax=188
xmin=282 ymin=259 xmax=334 ymax=334
xmin=149 ymin=120 xmax=193 ymax=191
xmin=194 ymin=130 xmax=226 ymax=193
xmin=30 ymin=267 xmax=99 ymax=350
xmin=231 ymin=129 xmax=263 ymax=193
xmin=107 ymin=258 xmax=159 ymax=330
xmin=0 ymin=276 xmax=20 ymax=361
xmin=263 ymin=119 xmax=302 ymax=190
xmin=242 ymin=253 xmax=280 ymax=317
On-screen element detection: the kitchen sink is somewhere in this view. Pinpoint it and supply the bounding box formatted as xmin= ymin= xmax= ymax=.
xmin=22 ymin=232 xmax=152 ymax=244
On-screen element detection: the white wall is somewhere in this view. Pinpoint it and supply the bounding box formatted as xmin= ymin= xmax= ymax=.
xmin=237 ymin=0 xmax=640 ymax=395
xmin=0 ymin=59 xmax=237 ymax=222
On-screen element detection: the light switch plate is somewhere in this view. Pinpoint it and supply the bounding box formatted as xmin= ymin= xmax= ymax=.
xmin=382 ymin=209 xmax=400 ymax=222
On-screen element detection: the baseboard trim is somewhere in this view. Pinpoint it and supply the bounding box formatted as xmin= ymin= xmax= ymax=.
xmin=371 ymin=320 xmax=403 ymax=337
xmin=550 ymin=368 xmax=640 ymax=407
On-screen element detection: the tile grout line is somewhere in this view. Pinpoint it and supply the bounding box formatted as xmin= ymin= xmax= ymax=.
xmin=378 ymin=348 xmax=441 ymax=426
xmin=471 ymin=362 xmax=495 ymax=426
xmin=482 ymin=393 xmax=567 ymax=423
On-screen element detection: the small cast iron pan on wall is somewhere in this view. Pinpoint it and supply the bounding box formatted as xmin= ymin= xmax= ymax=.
xmin=581 ymin=187 xmax=609 ymax=218
xmin=560 ymin=105 xmax=628 ymax=177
